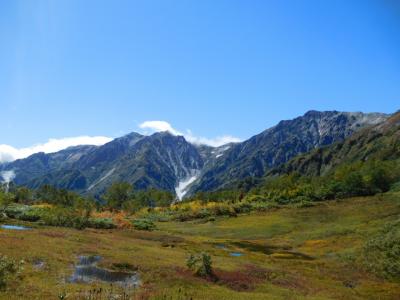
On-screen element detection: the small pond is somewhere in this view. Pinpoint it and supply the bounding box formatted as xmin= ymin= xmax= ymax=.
xmin=215 ymin=244 xmax=228 ymax=250
xmin=70 ymin=255 xmax=140 ymax=288
xmin=32 ymin=259 xmax=46 ymax=269
xmin=0 ymin=224 xmax=31 ymax=230
xmin=215 ymin=241 xmax=313 ymax=260
xmin=214 ymin=243 xmax=244 ymax=257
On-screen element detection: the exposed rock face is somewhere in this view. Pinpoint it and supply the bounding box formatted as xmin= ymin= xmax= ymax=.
xmin=188 ymin=111 xmax=389 ymax=194
xmin=268 ymin=111 xmax=400 ymax=178
xmin=1 ymin=132 xmax=205 ymax=196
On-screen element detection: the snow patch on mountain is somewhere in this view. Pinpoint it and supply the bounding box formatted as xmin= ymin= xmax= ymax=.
xmin=1 ymin=170 xmax=15 ymax=193
xmin=88 ymin=168 xmax=115 ymax=191
xmin=175 ymin=172 xmax=199 ymax=201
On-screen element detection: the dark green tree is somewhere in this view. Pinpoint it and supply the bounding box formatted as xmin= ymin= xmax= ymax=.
xmin=104 ymin=182 xmax=133 ymax=209
xmin=14 ymin=187 xmax=33 ymax=204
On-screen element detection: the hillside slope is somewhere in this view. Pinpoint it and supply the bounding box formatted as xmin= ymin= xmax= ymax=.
xmin=17 ymin=132 xmax=206 ymax=196
xmin=270 ymin=111 xmax=400 ymax=177
xmin=189 ymin=111 xmax=388 ymax=194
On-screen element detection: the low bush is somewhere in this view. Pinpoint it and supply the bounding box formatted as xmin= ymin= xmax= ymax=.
xmin=3 ymin=204 xmax=46 ymax=222
xmin=0 ymin=212 xmax=7 ymax=222
xmin=174 ymin=209 xmax=210 ymax=222
xmin=133 ymin=219 xmax=156 ymax=231
xmin=250 ymin=201 xmax=278 ymax=212
xmin=0 ymin=192 xmax=15 ymax=208
xmin=3 ymin=203 xmax=119 ymax=230
xmin=208 ymin=203 xmax=237 ymax=217
xmin=292 ymin=196 xmax=315 ymax=208
xmin=88 ymin=217 xmax=116 ymax=229
xmin=39 ymin=208 xmax=88 ymax=230
xmin=0 ymin=255 xmax=22 ymax=290
xmin=232 ymin=202 xmax=252 ymax=214
xmin=390 ymin=181 xmax=400 ymax=192
xmin=18 ymin=209 xmax=43 ymax=222
xmin=186 ymin=252 xmax=214 ymax=279
xmin=4 ymin=204 xmax=31 ymax=219
xmin=363 ymin=220 xmax=400 ymax=280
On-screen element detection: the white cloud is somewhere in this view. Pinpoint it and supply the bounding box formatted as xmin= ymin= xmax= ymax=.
xmin=0 ymin=136 xmax=113 ymax=163
xmin=0 ymin=122 xmax=241 ymax=163
xmin=139 ymin=120 xmax=241 ymax=147
xmin=139 ymin=121 xmax=180 ymax=135
xmin=1 ymin=170 xmax=15 ymax=183
xmin=185 ymin=134 xmax=242 ymax=147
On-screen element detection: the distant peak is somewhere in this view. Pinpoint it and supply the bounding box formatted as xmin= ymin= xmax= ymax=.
xmin=303 ymin=110 xmax=339 ymax=117
xmin=150 ymin=131 xmax=176 ymax=137
xmin=150 ymin=130 xmax=184 ymax=139
xmin=117 ymin=132 xmax=143 ymax=141
xmin=304 ymin=110 xmax=320 ymax=116
xmin=125 ymin=132 xmax=143 ymax=138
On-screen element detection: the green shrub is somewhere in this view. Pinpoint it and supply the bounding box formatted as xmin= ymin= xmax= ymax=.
xmin=186 ymin=252 xmax=214 ymax=278
xmin=244 ymin=194 xmax=268 ymax=202
xmin=363 ymin=220 xmax=400 ymax=280
xmin=390 ymin=181 xmax=400 ymax=192
xmin=4 ymin=205 xmax=48 ymax=222
xmin=3 ymin=204 xmax=118 ymax=230
xmin=0 ymin=255 xmax=22 ymax=290
xmin=196 ymin=208 xmax=211 ymax=219
xmin=232 ymin=202 xmax=252 ymax=214
xmin=250 ymin=201 xmax=278 ymax=212
xmin=292 ymin=196 xmax=315 ymax=208
xmin=0 ymin=192 xmax=15 ymax=208
xmin=87 ymin=217 xmax=116 ymax=229
xmin=0 ymin=212 xmax=7 ymax=222
xmin=18 ymin=208 xmax=44 ymax=222
xmin=175 ymin=212 xmax=193 ymax=222
xmin=209 ymin=203 xmax=236 ymax=217
xmin=174 ymin=209 xmax=210 ymax=222
xmin=133 ymin=219 xmax=156 ymax=231
xmin=40 ymin=208 xmax=88 ymax=230
xmin=71 ymin=216 xmax=89 ymax=230
xmin=4 ymin=204 xmax=30 ymax=219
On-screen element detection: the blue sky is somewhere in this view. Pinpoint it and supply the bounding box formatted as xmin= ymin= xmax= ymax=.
xmin=0 ymin=0 xmax=399 ymax=153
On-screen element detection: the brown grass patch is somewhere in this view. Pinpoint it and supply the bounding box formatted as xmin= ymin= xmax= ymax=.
xmin=271 ymin=274 xmax=312 ymax=294
xmin=215 ymin=265 xmax=273 ymax=291
xmin=175 ymin=264 xmax=273 ymax=292
xmin=128 ymin=231 xmax=185 ymax=245
xmin=39 ymin=231 xmax=67 ymax=238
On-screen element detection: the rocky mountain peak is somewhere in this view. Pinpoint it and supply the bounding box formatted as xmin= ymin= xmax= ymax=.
xmin=1 ymin=110 xmax=392 ymax=199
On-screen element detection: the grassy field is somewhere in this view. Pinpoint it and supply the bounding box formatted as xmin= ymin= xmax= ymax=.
xmin=1 ymin=193 xmax=400 ymax=299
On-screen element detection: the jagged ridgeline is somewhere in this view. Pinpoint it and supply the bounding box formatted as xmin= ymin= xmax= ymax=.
xmin=236 ymin=111 xmax=400 ymax=204
xmin=270 ymin=111 xmax=400 ymax=177
xmin=189 ymin=111 xmax=388 ymax=193
xmin=0 ymin=111 xmax=390 ymax=199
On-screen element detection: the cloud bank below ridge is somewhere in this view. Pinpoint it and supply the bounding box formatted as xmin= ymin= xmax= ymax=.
xmin=0 ymin=136 xmax=113 ymax=163
xmin=0 ymin=121 xmax=241 ymax=163
xmin=139 ymin=120 xmax=241 ymax=147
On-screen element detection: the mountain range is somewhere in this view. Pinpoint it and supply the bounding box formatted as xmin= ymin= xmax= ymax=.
xmin=269 ymin=110 xmax=400 ymax=178
xmin=0 ymin=110 xmax=389 ymax=199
